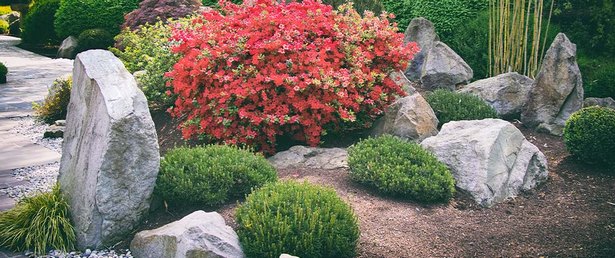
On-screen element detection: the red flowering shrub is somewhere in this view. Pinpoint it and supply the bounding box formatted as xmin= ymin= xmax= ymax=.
xmin=168 ymin=0 xmax=419 ymax=153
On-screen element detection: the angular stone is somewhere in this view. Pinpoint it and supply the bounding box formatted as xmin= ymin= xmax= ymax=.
xmin=520 ymin=33 xmax=583 ymax=136
xmin=390 ymin=71 xmax=416 ymax=95
xmin=131 ymin=211 xmax=245 ymax=258
xmin=43 ymin=124 xmax=64 ymax=138
xmin=371 ymin=92 xmax=438 ymax=142
xmin=420 ymin=41 xmax=473 ymax=90
xmin=57 ymin=36 xmax=78 ymax=59
xmin=403 ymin=17 xmax=440 ymax=81
xmin=58 ymin=50 xmax=160 ymax=248
xmin=268 ymin=146 xmax=348 ymax=170
xmin=54 ymin=120 xmax=66 ymax=126
xmin=459 ymin=72 xmax=534 ymax=119
xmin=421 ymin=119 xmax=548 ymax=207
xmin=584 ymin=97 xmax=615 ymax=110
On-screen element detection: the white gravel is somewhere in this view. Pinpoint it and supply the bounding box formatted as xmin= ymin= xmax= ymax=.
xmin=2 ymin=116 xmax=134 ymax=258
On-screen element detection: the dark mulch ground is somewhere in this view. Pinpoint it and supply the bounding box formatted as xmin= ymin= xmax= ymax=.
xmin=138 ymin=111 xmax=615 ymax=257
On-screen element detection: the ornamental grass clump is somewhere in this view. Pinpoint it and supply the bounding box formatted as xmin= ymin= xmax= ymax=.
xmin=167 ymin=0 xmax=419 ymax=153
xmin=33 ymin=75 xmax=72 ymax=124
xmin=0 ymin=185 xmax=76 ymax=255
xmin=236 ymin=181 xmax=360 ymax=258
xmin=563 ymin=106 xmax=615 ymax=168
xmin=348 ymin=135 xmax=455 ymax=203
xmin=155 ymin=145 xmax=278 ymax=207
xmin=426 ymin=89 xmax=498 ymax=127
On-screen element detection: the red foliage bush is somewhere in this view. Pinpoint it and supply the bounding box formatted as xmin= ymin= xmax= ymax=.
xmin=168 ymin=0 xmax=419 ymax=153
xmin=122 ymin=0 xmax=202 ymax=30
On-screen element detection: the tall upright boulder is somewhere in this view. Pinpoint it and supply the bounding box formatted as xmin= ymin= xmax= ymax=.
xmin=403 ymin=17 xmax=440 ymax=81
xmin=420 ymin=41 xmax=473 ymax=90
xmin=520 ymin=33 xmax=583 ymax=136
xmin=58 ymin=50 xmax=160 ymax=248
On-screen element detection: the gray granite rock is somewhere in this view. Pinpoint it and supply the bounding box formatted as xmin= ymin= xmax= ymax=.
xmin=57 ymin=36 xmax=78 ymax=59
xmin=459 ymin=72 xmax=534 ymax=119
xmin=58 ymin=50 xmax=160 ymax=249
xmin=421 ymin=119 xmax=548 ymax=207
xmin=131 ymin=211 xmax=245 ymax=258
xmin=520 ymin=33 xmax=583 ymax=136
xmin=403 ymin=17 xmax=440 ymax=81
xmin=371 ymin=92 xmax=438 ymax=142
xmin=268 ymin=146 xmax=348 ymax=170
xmin=584 ymin=97 xmax=615 ymax=110
xmin=420 ymin=41 xmax=473 ymax=90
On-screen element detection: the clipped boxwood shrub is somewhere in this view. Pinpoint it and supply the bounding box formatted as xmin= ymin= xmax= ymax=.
xmin=0 ymin=61 xmax=6 ymax=83
xmin=0 ymin=185 xmax=76 ymax=255
xmin=348 ymin=135 xmax=455 ymax=203
xmin=426 ymin=89 xmax=498 ymax=127
xmin=21 ymin=0 xmax=60 ymax=45
xmin=563 ymin=106 xmax=615 ymax=167
xmin=236 ymin=181 xmax=360 ymax=258
xmin=122 ymin=0 xmax=202 ymax=31
xmin=155 ymin=145 xmax=278 ymax=207
xmin=54 ymin=0 xmax=139 ymax=39
xmin=76 ymin=28 xmax=114 ymax=52
xmin=33 ymin=75 xmax=71 ymax=124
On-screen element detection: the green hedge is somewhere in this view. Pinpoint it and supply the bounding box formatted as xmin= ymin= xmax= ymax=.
xmin=21 ymin=0 xmax=60 ymax=45
xmin=236 ymin=181 xmax=359 ymax=258
xmin=54 ymin=0 xmax=139 ymax=39
xmin=348 ymin=135 xmax=455 ymax=203
xmin=564 ymin=106 xmax=615 ymax=167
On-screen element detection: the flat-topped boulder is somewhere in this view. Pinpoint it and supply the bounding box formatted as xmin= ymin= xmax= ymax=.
xmin=58 ymin=50 xmax=160 ymax=248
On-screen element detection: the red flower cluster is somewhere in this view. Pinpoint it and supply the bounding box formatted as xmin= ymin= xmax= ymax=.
xmin=167 ymin=0 xmax=419 ymax=153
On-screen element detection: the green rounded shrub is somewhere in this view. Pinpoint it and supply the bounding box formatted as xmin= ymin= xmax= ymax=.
xmin=155 ymin=145 xmax=278 ymax=207
xmin=410 ymin=0 xmax=487 ymax=38
xmin=426 ymin=89 xmax=498 ymax=127
xmin=0 ymin=62 xmax=7 ymax=84
xmin=236 ymin=181 xmax=360 ymax=258
xmin=0 ymin=185 xmax=76 ymax=255
xmin=21 ymin=0 xmax=60 ymax=45
xmin=348 ymin=135 xmax=455 ymax=203
xmin=76 ymin=28 xmax=114 ymax=52
xmin=54 ymin=0 xmax=139 ymax=39
xmin=563 ymin=106 xmax=615 ymax=167
xmin=33 ymin=75 xmax=72 ymax=124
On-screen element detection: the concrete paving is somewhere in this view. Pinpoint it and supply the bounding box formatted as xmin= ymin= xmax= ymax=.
xmin=0 ymin=35 xmax=72 ymax=214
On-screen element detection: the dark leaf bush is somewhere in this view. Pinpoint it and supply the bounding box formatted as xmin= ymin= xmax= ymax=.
xmin=33 ymin=75 xmax=71 ymax=124
xmin=381 ymin=0 xmax=413 ymax=30
xmin=578 ymin=55 xmax=615 ymax=99
xmin=0 ymin=185 xmax=76 ymax=255
xmin=563 ymin=106 xmax=615 ymax=167
xmin=21 ymin=0 xmax=60 ymax=45
xmin=348 ymin=135 xmax=455 ymax=203
xmin=155 ymin=145 xmax=278 ymax=207
xmin=0 ymin=62 xmax=7 ymax=84
xmin=122 ymin=0 xmax=202 ymax=31
xmin=54 ymin=0 xmax=139 ymax=39
xmin=76 ymin=28 xmax=114 ymax=53
xmin=236 ymin=181 xmax=360 ymax=258
xmin=426 ymin=89 xmax=498 ymax=127
xmin=168 ymin=0 xmax=418 ymax=153
xmin=409 ymin=0 xmax=487 ymax=38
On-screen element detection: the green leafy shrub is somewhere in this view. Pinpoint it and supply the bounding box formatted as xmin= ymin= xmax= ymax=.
xmin=0 ymin=185 xmax=76 ymax=255
xmin=76 ymin=28 xmax=114 ymax=52
xmin=426 ymin=89 xmax=498 ymax=127
xmin=579 ymin=56 xmax=615 ymax=99
xmin=410 ymin=0 xmax=486 ymax=38
xmin=348 ymin=135 xmax=455 ymax=203
xmin=284 ymin=0 xmax=384 ymax=15
xmin=0 ymin=6 xmax=11 ymax=15
xmin=155 ymin=145 xmax=278 ymax=207
xmin=381 ymin=0 xmax=413 ymax=30
xmin=0 ymin=62 xmax=6 ymax=84
xmin=54 ymin=0 xmax=139 ymax=39
xmin=563 ymin=106 xmax=615 ymax=167
xmin=112 ymin=19 xmax=187 ymax=109
xmin=446 ymin=10 xmax=489 ymax=79
xmin=33 ymin=75 xmax=72 ymax=124
xmin=0 ymin=19 xmax=8 ymax=34
xmin=21 ymin=0 xmax=60 ymax=45
xmin=236 ymin=181 xmax=360 ymax=258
